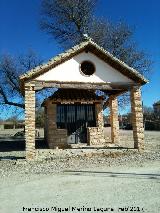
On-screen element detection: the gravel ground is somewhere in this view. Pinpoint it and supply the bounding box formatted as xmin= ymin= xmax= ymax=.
xmin=0 ymin=130 xmax=159 ymax=177
xmin=0 ymin=130 xmax=160 ymax=213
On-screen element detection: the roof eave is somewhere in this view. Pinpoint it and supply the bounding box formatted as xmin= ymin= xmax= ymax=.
xmin=19 ymin=39 xmax=149 ymax=89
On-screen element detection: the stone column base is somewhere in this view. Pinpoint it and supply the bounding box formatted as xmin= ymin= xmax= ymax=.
xmin=87 ymin=127 xmax=105 ymax=146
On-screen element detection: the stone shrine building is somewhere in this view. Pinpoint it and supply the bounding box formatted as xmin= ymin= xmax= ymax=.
xmin=19 ymin=37 xmax=148 ymax=160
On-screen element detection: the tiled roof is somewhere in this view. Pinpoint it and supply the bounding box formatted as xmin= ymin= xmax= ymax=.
xmin=20 ymin=37 xmax=148 ymax=86
xmin=42 ymin=89 xmax=103 ymax=105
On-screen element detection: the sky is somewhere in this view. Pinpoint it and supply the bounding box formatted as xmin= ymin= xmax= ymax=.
xmin=0 ymin=0 xmax=160 ymax=117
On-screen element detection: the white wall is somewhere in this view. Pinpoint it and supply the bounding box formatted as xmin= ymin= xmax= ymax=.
xmin=36 ymin=52 xmax=133 ymax=83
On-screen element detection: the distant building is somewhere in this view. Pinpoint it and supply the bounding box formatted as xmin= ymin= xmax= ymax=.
xmin=153 ymin=101 xmax=160 ymax=114
xmin=0 ymin=121 xmax=24 ymax=130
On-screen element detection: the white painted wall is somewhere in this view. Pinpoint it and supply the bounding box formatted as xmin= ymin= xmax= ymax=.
xmin=35 ymin=52 xmax=133 ymax=83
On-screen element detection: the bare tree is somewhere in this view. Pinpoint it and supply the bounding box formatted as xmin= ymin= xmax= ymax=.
xmin=143 ymin=106 xmax=154 ymax=120
xmin=0 ymin=50 xmax=43 ymax=110
xmin=40 ymin=0 xmax=152 ymax=76
xmin=40 ymin=0 xmax=152 ymax=110
xmin=0 ymin=1 xmax=152 ymax=113
xmin=40 ymin=0 xmax=97 ymax=47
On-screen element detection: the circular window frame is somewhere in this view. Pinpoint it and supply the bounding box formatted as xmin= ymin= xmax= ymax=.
xmin=79 ymin=60 xmax=96 ymax=77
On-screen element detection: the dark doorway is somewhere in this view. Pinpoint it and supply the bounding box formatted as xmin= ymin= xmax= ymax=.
xmin=57 ymin=104 xmax=96 ymax=144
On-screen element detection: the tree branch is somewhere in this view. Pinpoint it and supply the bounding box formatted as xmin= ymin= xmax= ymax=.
xmin=0 ymin=86 xmax=25 ymax=109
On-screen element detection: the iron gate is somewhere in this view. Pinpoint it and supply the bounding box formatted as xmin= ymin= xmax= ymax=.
xmin=56 ymin=104 xmax=96 ymax=144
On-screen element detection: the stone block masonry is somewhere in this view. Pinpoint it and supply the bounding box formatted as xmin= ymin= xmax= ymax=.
xmin=87 ymin=103 xmax=105 ymax=145
xmin=46 ymin=102 xmax=68 ymax=149
xmin=25 ymin=85 xmax=35 ymax=160
xmin=109 ymin=96 xmax=119 ymax=144
xmin=95 ymin=103 xmax=104 ymax=130
xmin=130 ymin=86 xmax=144 ymax=150
xmin=87 ymin=127 xmax=105 ymax=145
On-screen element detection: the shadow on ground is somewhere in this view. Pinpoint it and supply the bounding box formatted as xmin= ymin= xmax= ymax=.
xmin=0 ymin=137 xmax=134 ymax=152
xmin=63 ymin=170 xmax=160 ymax=180
xmin=0 ymin=137 xmax=47 ymax=152
xmin=71 ymin=146 xmax=134 ymax=150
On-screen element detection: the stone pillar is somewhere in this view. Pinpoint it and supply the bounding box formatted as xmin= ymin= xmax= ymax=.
xmin=46 ymin=102 xmax=56 ymax=146
xmin=44 ymin=106 xmax=47 ymax=142
xmin=47 ymin=102 xmax=57 ymax=129
xmin=25 ymin=85 xmax=35 ymax=160
xmin=130 ymin=86 xmax=144 ymax=150
xmin=109 ymin=96 xmax=119 ymax=143
xmin=95 ymin=103 xmax=104 ymax=131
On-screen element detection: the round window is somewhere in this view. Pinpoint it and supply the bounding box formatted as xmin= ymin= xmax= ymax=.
xmin=80 ymin=61 xmax=95 ymax=76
